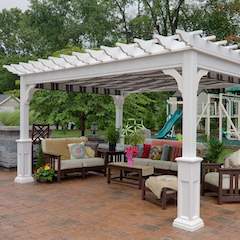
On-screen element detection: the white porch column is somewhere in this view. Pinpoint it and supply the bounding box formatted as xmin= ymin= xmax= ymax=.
xmin=164 ymin=51 xmax=208 ymax=232
xmin=112 ymin=95 xmax=125 ymax=143
xmin=113 ymin=95 xmax=124 ymax=129
xmin=15 ymin=81 xmax=35 ymax=184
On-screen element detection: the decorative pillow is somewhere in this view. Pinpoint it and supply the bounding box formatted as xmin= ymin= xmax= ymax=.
xmin=136 ymin=144 xmax=144 ymax=158
xmin=149 ymin=146 xmax=162 ymax=160
xmin=141 ymin=144 xmax=151 ymax=158
xmin=68 ymin=143 xmax=85 ymax=160
xmin=85 ymin=146 xmax=95 ymax=158
xmin=161 ymin=144 xmax=172 ymax=161
xmin=79 ymin=136 xmax=88 ymax=143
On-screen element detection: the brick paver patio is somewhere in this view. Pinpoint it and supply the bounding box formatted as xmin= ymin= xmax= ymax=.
xmin=0 ymin=170 xmax=240 ymax=240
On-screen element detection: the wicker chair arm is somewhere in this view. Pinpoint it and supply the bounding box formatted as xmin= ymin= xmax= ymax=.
xmin=202 ymin=163 xmax=223 ymax=171
xmin=201 ymin=163 xmax=223 ymax=184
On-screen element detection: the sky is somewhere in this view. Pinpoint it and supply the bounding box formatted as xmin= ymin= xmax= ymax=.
xmin=0 ymin=0 xmax=29 ymax=11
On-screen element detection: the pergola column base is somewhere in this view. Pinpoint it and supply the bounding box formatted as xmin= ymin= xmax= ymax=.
xmin=15 ymin=176 xmax=34 ymax=184
xmin=15 ymin=139 xmax=33 ymax=184
xmin=174 ymin=156 xmax=203 ymax=232
xmin=173 ymin=217 xmax=204 ymax=232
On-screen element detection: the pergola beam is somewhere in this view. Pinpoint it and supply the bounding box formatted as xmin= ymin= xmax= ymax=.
xmin=22 ymin=52 xmax=183 ymax=85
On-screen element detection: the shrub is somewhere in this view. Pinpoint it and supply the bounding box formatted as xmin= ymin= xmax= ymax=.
xmin=206 ymin=138 xmax=224 ymax=163
xmin=0 ymin=110 xmax=34 ymax=126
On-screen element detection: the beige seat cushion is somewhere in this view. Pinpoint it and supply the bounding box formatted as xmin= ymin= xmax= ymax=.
xmin=205 ymin=172 xmax=240 ymax=189
xmin=42 ymin=137 xmax=88 ymax=160
xmin=56 ymin=159 xmax=84 ymax=170
xmin=133 ymin=158 xmax=152 ymax=166
xmin=82 ymin=158 xmax=105 ymax=167
xmin=55 ymin=157 xmax=104 ymax=170
xmin=133 ymin=158 xmax=174 ymax=170
xmin=151 ymin=160 xmax=172 ymax=170
xmin=170 ymin=162 xmax=178 ymax=171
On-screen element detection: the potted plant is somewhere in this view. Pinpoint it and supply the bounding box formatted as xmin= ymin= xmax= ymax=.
xmin=106 ymin=125 xmax=120 ymax=152
xmin=34 ymin=164 xmax=56 ymax=183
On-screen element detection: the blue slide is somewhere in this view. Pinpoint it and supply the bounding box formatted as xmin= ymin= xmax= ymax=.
xmin=155 ymin=110 xmax=182 ymax=139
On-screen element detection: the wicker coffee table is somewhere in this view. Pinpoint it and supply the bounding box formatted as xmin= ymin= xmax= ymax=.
xmin=107 ymin=162 xmax=154 ymax=189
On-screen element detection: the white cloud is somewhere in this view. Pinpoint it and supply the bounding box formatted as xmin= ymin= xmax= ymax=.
xmin=0 ymin=0 xmax=30 ymax=11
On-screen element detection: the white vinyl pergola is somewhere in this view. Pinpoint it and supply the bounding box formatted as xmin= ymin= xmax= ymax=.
xmin=4 ymin=29 xmax=240 ymax=232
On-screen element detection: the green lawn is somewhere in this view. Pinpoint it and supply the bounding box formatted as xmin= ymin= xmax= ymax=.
xmin=51 ymin=129 xmax=106 ymax=139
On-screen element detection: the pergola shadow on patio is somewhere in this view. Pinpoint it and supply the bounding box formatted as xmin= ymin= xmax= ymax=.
xmin=4 ymin=29 xmax=240 ymax=232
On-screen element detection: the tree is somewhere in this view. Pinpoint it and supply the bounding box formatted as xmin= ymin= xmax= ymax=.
xmin=142 ymin=0 xmax=185 ymax=35
xmin=180 ymin=0 xmax=239 ymax=40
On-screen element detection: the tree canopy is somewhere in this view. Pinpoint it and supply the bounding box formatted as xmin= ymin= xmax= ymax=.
xmin=0 ymin=0 xmax=239 ymax=130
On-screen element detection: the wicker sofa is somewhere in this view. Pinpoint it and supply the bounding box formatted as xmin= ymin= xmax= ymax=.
xmin=41 ymin=137 xmax=106 ymax=181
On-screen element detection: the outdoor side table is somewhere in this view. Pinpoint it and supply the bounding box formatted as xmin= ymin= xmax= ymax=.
xmin=97 ymin=149 xmax=125 ymax=164
xmin=107 ymin=162 xmax=154 ymax=189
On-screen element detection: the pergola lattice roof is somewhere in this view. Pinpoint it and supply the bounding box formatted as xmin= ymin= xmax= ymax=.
xmin=4 ymin=30 xmax=240 ymax=95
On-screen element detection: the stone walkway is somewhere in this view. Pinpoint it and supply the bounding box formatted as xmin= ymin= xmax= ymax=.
xmin=0 ymin=170 xmax=239 ymax=240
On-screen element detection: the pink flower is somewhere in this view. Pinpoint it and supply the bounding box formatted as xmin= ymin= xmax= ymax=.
xmin=125 ymin=146 xmax=138 ymax=157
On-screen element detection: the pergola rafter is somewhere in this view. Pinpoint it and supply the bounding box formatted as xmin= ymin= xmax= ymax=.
xmin=4 ymin=29 xmax=240 ymax=233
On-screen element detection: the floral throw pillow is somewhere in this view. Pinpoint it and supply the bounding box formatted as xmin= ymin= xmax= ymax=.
xmin=149 ymin=146 xmax=162 ymax=160
xmin=68 ymin=143 xmax=85 ymax=160
xmin=85 ymin=146 xmax=95 ymax=158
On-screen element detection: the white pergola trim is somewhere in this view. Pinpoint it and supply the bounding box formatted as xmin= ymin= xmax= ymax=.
xmin=4 ymin=29 xmax=240 ymax=232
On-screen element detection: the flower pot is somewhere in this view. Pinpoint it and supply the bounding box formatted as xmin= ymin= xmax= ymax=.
xmin=109 ymin=143 xmax=116 ymax=152
xmin=35 ymin=178 xmax=54 ymax=183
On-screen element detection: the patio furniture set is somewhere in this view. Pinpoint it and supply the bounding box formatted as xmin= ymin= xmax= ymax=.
xmin=39 ymin=136 xmax=240 ymax=209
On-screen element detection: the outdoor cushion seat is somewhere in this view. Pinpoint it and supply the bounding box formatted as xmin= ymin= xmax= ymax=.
xmin=56 ymin=159 xmax=84 ymax=170
xmin=170 ymin=162 xmax=178 ymax=172
xmin=150 ymin=160 xmax=172 ymax=170
xmin=42 ymin=138 xmax=106 ymax=181
xmin=82 ymin=158 xmax=105 ymax=167
xmin=132 ymin=158 xmax=153 ymax=166
xmin=133 ymin=158 xmax=174 ymax=171
xmin=56 ymin=158 xmax=105 ymax=170
xmin=205 ymin=172 xmax=240 ymax=190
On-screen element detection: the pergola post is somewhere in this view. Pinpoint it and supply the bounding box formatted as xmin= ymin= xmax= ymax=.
xmin=164 ymin=51 xmax=208 ymax=232
xmin=15 ymin=80 xmax=35 ymax=184
xmin=112 ymin=95 xmax=125 ymax=143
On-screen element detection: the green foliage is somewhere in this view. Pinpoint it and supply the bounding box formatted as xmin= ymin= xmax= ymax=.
xmin=31 ymin=90 xmax=114 ymax=130
xmin=176 ymin=134 xmax=183 ymax=141
xmin=0 ymin=110 xmax=34 ymax=126
xmin=0 ymin=111 xmax=20 ymax=126
xmin=34 ymin=147 xmax=45 ymax=170
xmin=106 ymin=125 xmax=120 ymax=144
xmin=0 ymin=0 xmax=239 ymax=133
xmin=125 ymin=130 xmax=145 ymax=145
xmin=206 ymin=137 xmax=224 ymax=163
